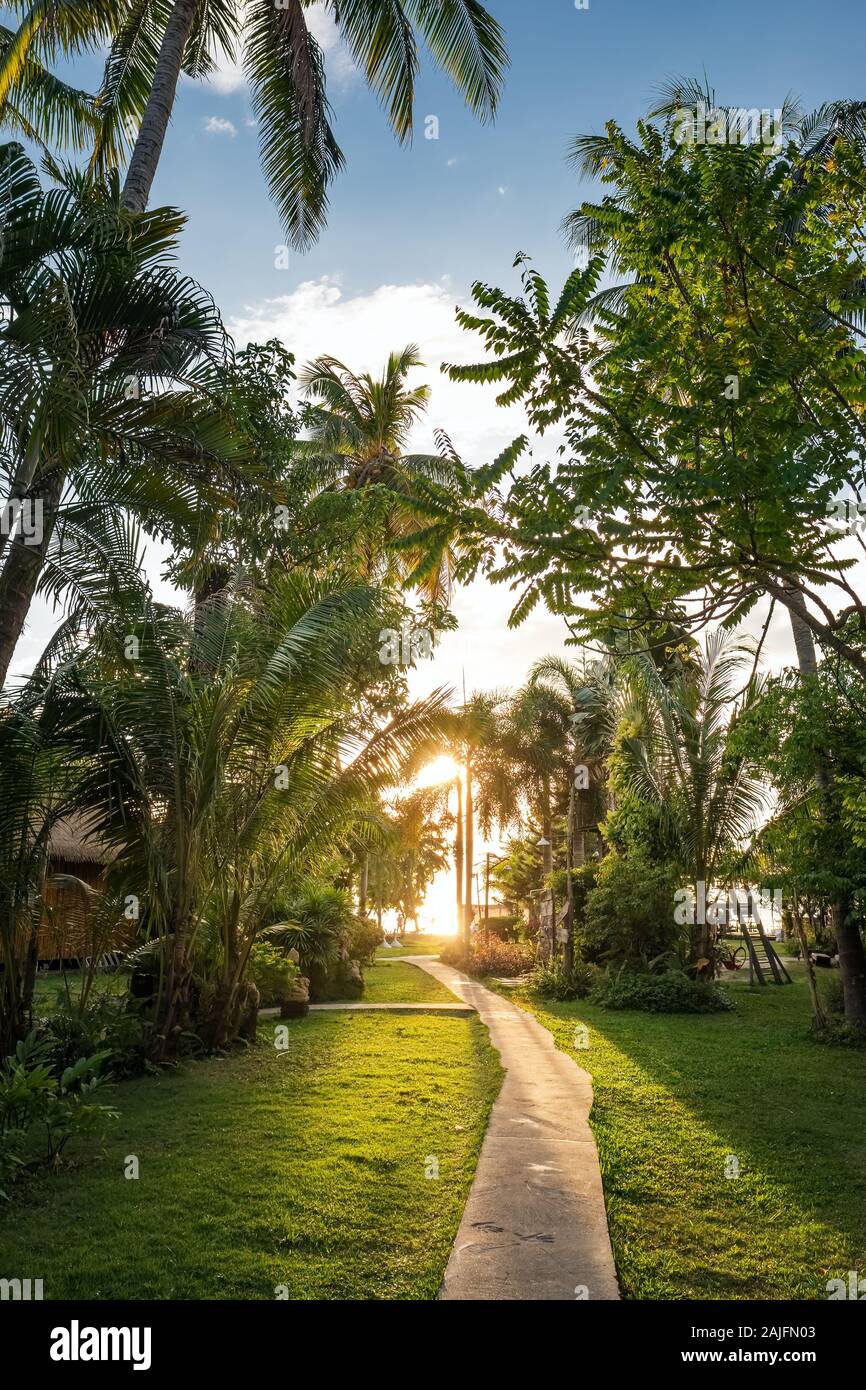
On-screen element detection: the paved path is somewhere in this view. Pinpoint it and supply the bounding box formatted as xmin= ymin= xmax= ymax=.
xmin=409 ymin=956 xmax=620 ymax=1302
xmin=259 ymin=1001 xmax=473 ymax=1017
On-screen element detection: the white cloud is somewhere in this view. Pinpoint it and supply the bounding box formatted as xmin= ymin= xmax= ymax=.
xmin=229 ymin=275 xmax=530 ymax=463
xmin=206 ymin=53 xmax=245 ymax=96
xmin=203 ymin=115 xmax=238 ymax=137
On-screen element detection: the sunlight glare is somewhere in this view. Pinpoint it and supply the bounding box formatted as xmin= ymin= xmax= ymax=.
xmin=413 ymin=754 xmax=461 ymax=791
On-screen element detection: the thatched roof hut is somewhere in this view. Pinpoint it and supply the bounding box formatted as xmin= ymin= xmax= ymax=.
xmin=47 ymin=813 xmax=116 ymax=874
xmin=38 ymin=814 xmax=122 ymax=962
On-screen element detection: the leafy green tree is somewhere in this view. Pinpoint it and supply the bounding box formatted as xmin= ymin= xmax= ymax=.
xmin=438 ymin=98 xmax=866 ymax=673
xmin=730 ymin=660 xmax=866 ymax=1023
xmin=427 ymin=87 xmax=866 ymax=1018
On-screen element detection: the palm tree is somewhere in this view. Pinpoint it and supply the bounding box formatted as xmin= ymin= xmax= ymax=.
xmin=505 ymin=680 xmax=574 ymax=876
xmin=0 ymin=703 xmax=75 ymax=1052
xmin=614 ymin=631 xmax=769 ymax=975
xmin=0 ymin=141 xmax=249 ymax=688
xmin=529 ymin=653 xmax=619 ymax=866
xmin=443 ymin=691 xmax=510 ymax=948
xmin=29 ymin=570 xmax=449 ymax=1053
xmin=298 ymin=346 xmax=465 ymax=604
xmin=0 ymin=1 xmax=508 ymax=245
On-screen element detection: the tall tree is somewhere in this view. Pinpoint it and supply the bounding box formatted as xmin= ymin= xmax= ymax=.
xmin=298 ymin=346 xmax=466 ymax=605
xmin=0 ymin=142 xmax=249 ymax=688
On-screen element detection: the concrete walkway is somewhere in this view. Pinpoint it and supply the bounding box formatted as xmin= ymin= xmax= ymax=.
xmin=408 ymin=956 xmax=620 ymax=1302
xmin=259 ymin=1001 xmax=473 ymax=1017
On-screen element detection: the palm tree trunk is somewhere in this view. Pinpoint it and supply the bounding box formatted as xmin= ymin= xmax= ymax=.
xmin=541 ymin=774 xmax=553 ymax=877
xmin=464 ymin=753 xmax=474 ymax=952
xmin=121 ymin=0 xmax=200 ymax=213
xmin=0 ymin=465 xmax=64 ymax=688
xmin=564 ymin=781 xmax=575 ymax=973
xmin=358 ymin=854 xmax=368 ymax=918
xmin=787 ymin=603 xmax=866 ymax=1027
xmin=454 ymin=777 xmax=464 ymax=942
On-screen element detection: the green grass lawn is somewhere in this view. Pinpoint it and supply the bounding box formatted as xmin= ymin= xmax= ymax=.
xmin=31 ymin=969 xmax=126 ymax=1011
xmin=361 ymin=960 xmax=457 ymax=1003
xmin=508 ymin=973 xmax=866 ymax=1299
xmin=0 ymin=1012 xmax=501 ymax=1300
xmin=375 ymin=932 xmax=452 ymax=958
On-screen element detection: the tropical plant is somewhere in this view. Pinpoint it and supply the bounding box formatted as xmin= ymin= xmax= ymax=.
xmin=27 ymin=571 xmax=449 ymax=1052
xmin=298 ymin=346 xmax=466 ymax=605
xmin=0 ymin=141 xmax=249 ymax=688
xmin=611 ymin=632 xmax=769 ymax=974
xmin=0 ymin=697 xmax=82 ymax=1054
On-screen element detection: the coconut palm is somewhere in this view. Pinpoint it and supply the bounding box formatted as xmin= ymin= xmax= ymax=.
xmin=0 ymin=141 xmax=249 ymax=688
xmin=0 ymin=0 xmax=508 ymax=246
xmin=298 ymin=346 xmax=465 ymax=604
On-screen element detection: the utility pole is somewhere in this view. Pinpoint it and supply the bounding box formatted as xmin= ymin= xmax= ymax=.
xmin=484 ymin=852 xmax=492 ymax=932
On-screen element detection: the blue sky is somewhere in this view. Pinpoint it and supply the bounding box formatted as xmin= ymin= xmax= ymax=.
xmin=143 ymin=0 xmax=866 ymax=311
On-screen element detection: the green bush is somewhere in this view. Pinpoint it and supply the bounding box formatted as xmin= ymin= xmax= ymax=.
xmin=582 ymin=852 xmax=683 ymax=967
xmin=529 ymin=957 xmax=597 ymax=1001
xmin=37 ymin=996 xmax=150 ymax=1079
xmin=345 ymin=917 xmax=384 ymax=966
xmin=0 ymin=1031 xmax=118 ymax=1197
xmin=591 ymin=968 xmax=732 ymax=1014
xmin=818 ymin=970 xmax=845 ymax=1020
xmin=247 ymin=943 xmax=301 ymax=1007
xmin=441 ymin=935 xmax=533 ymax=978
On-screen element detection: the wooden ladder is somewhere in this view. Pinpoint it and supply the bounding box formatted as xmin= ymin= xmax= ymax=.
xmin=739 ymin=922 xmax=792 ymax=985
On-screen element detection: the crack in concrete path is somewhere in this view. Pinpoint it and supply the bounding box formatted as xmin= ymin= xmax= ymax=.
xmin=407 ymin=956 xmax=620 ymax=1302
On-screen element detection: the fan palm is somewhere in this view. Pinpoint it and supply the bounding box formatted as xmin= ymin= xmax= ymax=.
xmin=298 ymin=346 xmax=465 ymax=604
xmin=0 ymin=141 xmax=250 ymax=688
xmin=0 ymin=0 xmax=508 ymax=247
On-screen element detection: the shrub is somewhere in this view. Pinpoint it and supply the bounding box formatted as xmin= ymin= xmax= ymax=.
xmin=345 ymin=917 xmax=384 ymax=966
xmin=818 ymin=970 xmax=845 ymax=1020
xmin=478 ymin=914 xmax=521 ymax=941
xmin=441 ymin=935 xmax=533 ymax=978
xmin=0 ymin=1031 xmax=118 ymax=1196
xmin=247 ymin=943 xmax=301 ymax=1008
xmin=591 ymin=968 xmax=732 ymax=1014
xmin=37 ymin=996 xmax=151 ymax=1079
xmin=529 ymin=958 xmax=597 ymax=1001
xmin=582 ymin=852 xmax=683 ymax=967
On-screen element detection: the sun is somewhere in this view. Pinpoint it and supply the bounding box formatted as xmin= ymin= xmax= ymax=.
xmin=413 ymin=755 xmax=461 ymax=791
